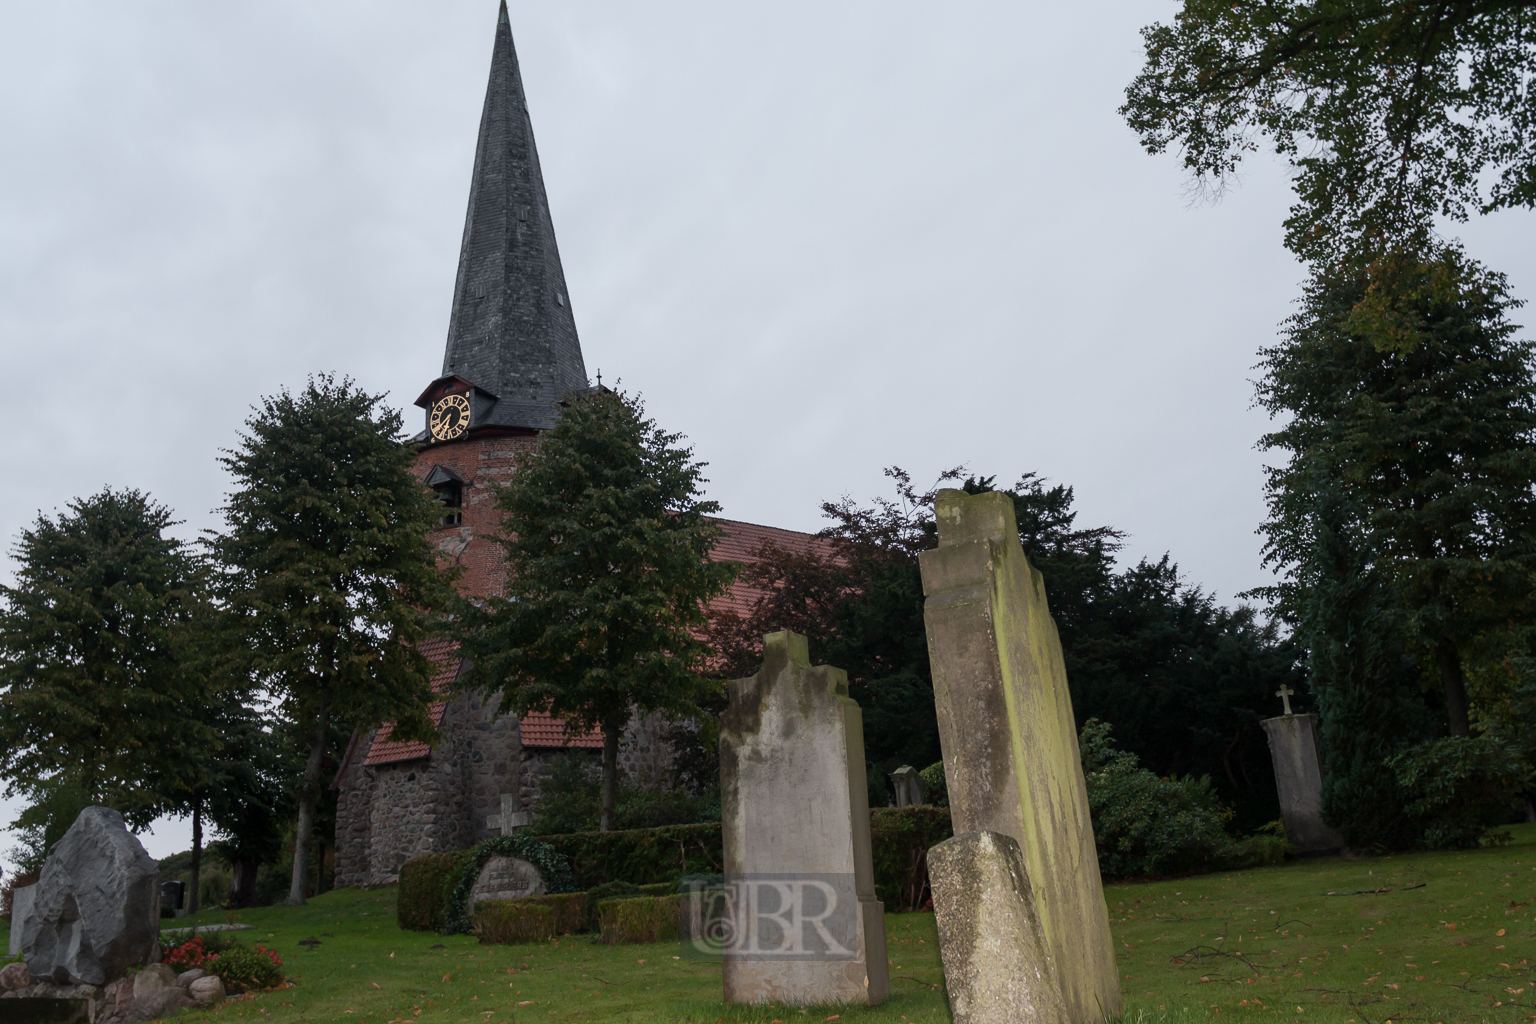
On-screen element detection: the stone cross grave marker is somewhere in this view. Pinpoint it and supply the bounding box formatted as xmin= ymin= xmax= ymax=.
xmin=1276 ymin=684 xmax=1295 ymax=716
xmin=919 ymin=489 xmax=1120 ymax=1024
xmin=718 ymin=630 xmax=889 ymax=1007
xmin=1261 ymin=710 xmax=1345 ymax=855
xmin=486 ymin=794 xmax=531 ymax=836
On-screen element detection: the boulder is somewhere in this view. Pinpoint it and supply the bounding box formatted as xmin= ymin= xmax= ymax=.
xmin=0 ymin=961 xmax=34 ymax=990
xmin=22 ymin=807 xmax=161 ymax=987
xmin=124 ymin=985 xmax=197 ymax=1022
xmin=176 ymin=968 xmax=206 ymax=987
xmin=188 ymin=974 xmax=225 ymax=1003
xmin=107 ymin=975 xmax=136 ymax=1016
xmin=132 ymin=962 xmax=177 ymax=998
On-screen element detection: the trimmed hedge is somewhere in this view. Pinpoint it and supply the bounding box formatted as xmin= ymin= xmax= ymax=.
xmin=473 ymin=894 xmax=584 ymax=944
xmin=398 ymin=850 xmax=476 ymax=931
xmin=597 ymin=895 xmax=680 ymax=945
xmin=870 ymin=806 xmax=953 ymax=910
xmin=400 ymin=807 xmax=953 ymax=932
xmin=539 ymin=823 xmax=722 ymax=890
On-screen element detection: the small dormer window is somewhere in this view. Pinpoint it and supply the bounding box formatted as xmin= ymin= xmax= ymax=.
xmin=434 ymin=481 xmax=463 ymax=527
xmin=423 ymin=465 xmax=468 ymax=528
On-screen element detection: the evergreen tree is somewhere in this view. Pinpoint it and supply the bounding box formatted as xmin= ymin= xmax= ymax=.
xmin=0 ymin=488 xmax=212 ymax=823
xmin=211 ymin=376 xmax=451 ymax=904
xmin=454 ymin=389 xmax=736 ymax=832
xmin=1256 ymin=254 xmax=1536 ymax=739
xmin=708 ymin=469 xmax=1297 ymax=827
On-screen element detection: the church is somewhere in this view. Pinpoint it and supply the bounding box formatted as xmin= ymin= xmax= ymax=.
xmin=332 ymin=3 xmax=821 ymax=888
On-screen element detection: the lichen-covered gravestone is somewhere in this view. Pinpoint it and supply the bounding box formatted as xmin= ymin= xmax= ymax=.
xmin=21 ymin=806 xmax=161 ymax=987
xmin=467 ymin=856 xmax=544 ymax=912
xmin=718 ymin=631 xmax=889 ymax=1007
xmin=919 ymin=489 xmax=1120 ymax=1023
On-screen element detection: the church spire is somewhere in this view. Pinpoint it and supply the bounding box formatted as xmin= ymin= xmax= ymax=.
xmin=432 ymin=0 xmax=587 ymax=432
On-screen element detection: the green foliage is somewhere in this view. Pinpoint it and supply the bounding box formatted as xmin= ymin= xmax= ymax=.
xmin=1228 ymin=821 xmax=1293 ymax=869
xmin=1081 ymin=719 xmax=1235 ymax=880
xmin=396 ymin=850 xmax=476 ymax=932
xmin=212 ymin=375 xmax=453 ymax=903
xmin=6 ymin=779 xmax=88 ymax=875
xmin=210 ymin=943 xmax=285 ymax=992
xmin=1387 ymin=735 xmax=1531 ymax=849
xmin=708 ymin=469 xmax=1295 ymax=831
xmin=868 ymin=806 xmax=953 ymax=911
xmin=0 ymin=488 xmax=213 ymax=821
xmin=523 ymin=753 xmax=718 ymax=837
xmin=917 ymin=762 xmax=947 ymax=808
xmin=472 ymin=895 xmax=587 ymax=944
xmin=443 ymin=835 xmax=578 ymax=936
xmin=453 ymin=388 xmax=736 ymax=832
xmin=597 ymin=895 xmax=680 ymax=945
xmin=1121 ymin=0 xmax=1536 ymax=273
xmin=539 ymin=823 xmax=723 ymax=891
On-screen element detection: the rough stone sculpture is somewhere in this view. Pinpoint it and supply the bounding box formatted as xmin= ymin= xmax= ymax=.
xmin=718 ymin=630 xmax=889 ymax=1007
xmin=21 ymin=807 xmax=161 ymax=987
xmin=919 ymin=489 xmax=1120 ymax=1022
xmin=467 ymin=855 xmax=544 ymax=911
xmin=1261 ymin=711 xmax=1345 ymax=854
xmin=928 ymin=830 xmax=1067 ymax=1024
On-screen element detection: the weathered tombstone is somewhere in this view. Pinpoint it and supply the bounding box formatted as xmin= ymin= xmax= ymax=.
xmin=718 ymin=631 xmax=889 ymax=1007
xmin=1262 ymin=687 xmax=1345 ymax=855
xmin=159 ymin=881 xmax=185 ymax=916
xmin=919 ymin=489 xmax=1120 ymax=1023
xmin=21 ymin=806 xmax=161 ymax=987
xmin=889 ymin=766 xmax=924 ymax=808
xmin=9 ymin=883 xmax=37 ymax=955
xmin=485 ymin=794 xmax=532 ymax=836
xmin=928 ymin=830 xmax=1067 ymax=1024
xmin=466 ymin=855 xmax=545 ymax=912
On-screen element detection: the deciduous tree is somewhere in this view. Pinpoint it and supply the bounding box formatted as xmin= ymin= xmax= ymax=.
xmin=211 ymin=376 xmax=451 ymax=904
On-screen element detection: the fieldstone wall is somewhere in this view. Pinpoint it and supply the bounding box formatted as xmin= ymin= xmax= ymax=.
xmin=333 ymin=692 xmax=524 ymax=888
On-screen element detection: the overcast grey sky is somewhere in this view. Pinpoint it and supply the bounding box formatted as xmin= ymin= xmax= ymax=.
xmin=2 ymin=3 xmax=1533 ymax=862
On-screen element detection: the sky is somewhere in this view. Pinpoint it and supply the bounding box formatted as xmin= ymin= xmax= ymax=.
xmin=2 ymin=2 xmax=1533 ymax=865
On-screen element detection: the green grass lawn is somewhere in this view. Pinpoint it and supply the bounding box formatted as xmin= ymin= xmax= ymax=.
xmin=3 ymin=824 xmax=1533 ymax=1023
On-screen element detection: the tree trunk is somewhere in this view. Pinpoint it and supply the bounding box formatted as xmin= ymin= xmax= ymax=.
xmin=1435 ymin=640 xmax=1471 ymax=737
xmin=288 ymin=710 xmax=328 ymax=905
xmin=600 ymin=724 xmax=620 ymax=833
xmin=188 ymin=798 xmax=203 ymax=914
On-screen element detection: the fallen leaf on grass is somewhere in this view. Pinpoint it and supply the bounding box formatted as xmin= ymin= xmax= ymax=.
xmin=372 ymin=983 xmax=382 ymax=989
xmin=826 ymin=1017 xmax=841 ymax=1022
xmin=518 ymin=1001 xmax=534 ymax=1006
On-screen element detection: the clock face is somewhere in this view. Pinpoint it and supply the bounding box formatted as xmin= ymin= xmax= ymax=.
xmin=430 ymin=393 xmax=472 ymax=441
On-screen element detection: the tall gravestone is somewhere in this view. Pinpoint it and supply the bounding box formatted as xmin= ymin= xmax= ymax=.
xmin=1262 ymin=687 xmax=1345 ymax=854
xmin=919 ymin=489 xmax=1120 ymax=1023
xmin=718 ymin=631 xmax=889 ymax=1007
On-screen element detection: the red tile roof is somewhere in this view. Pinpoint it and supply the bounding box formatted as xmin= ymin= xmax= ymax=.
xmin=518 ymin=710 xmax=604 ymax=749
xmin=363 ymin=519 xmax=826 ymax=760
xmin=705 ymin=516 xmax=835 ymax=619
xmin=363 ymin=639 xmax=460 ymax=765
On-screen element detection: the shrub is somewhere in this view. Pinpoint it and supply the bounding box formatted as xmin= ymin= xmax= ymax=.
xmin=1229 ymin=820 xmax=1293 ymax=868
xmin=475 ymin=893 xmax=585 ymax=944
xmin=397 ymin=850 xmax=477 ymax=931
xmin=918 ymin=762 xmax=948 ymax=808
xmin=443 ymin=835 xmax=579 ymax=935
xmin=1080 ymin=719 xmax=1235 ymax=879
xmin=539 ymin=823 xmax=723 ymax=890
xmin=162 ymin=936 xmax=219 ymax=972
xmin=211 ymin=944 xmax=285 ymax=993
xmin=1387 ymin=735 xmax=1531 ymax=848
xmin=597 ymin=895 xmax=680 ymax=944
xmin=869 ymin=806 xmax=953 ymax=910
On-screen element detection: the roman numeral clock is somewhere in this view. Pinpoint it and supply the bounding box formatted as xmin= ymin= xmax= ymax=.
xmin=412 ymin=375 xmax=496 ymax=446
xmin=429 ymin=392 xmax=472 ymax=441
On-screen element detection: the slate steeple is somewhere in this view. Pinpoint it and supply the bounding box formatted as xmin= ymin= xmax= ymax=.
xmin=422 ymin=0 xmax=587 ymax=433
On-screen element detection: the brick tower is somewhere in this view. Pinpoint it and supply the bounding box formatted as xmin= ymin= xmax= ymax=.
xmin=412 ymin=0 xmax=589 ymax=600
xmin=331 ymin=3 xmax=827 ymax=888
